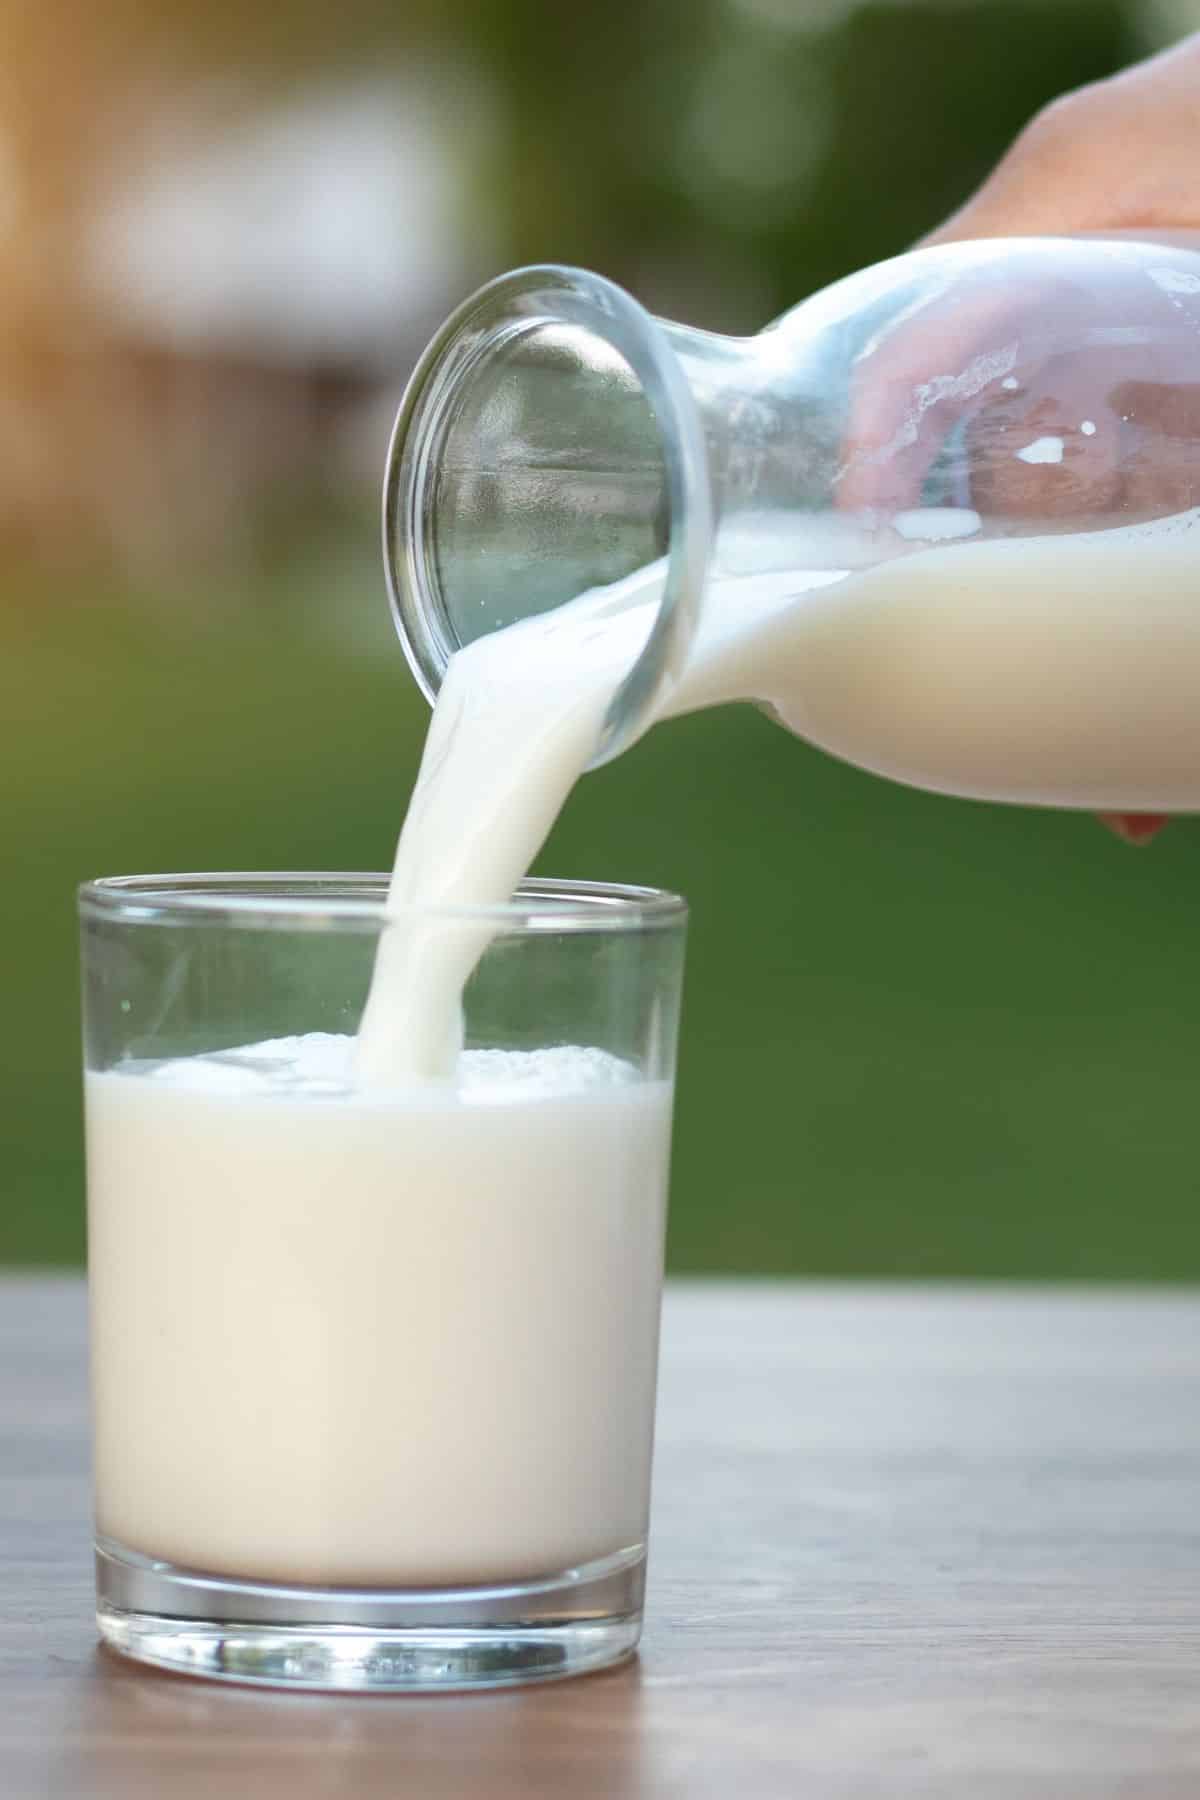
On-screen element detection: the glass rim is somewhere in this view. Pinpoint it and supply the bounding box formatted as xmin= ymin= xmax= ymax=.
xmin=77 ymin=873 xmax=688 ymax=932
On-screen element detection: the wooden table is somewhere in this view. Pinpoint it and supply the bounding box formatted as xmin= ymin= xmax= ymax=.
xmin=5 ymin=1277 xmax=1200 ymax=1798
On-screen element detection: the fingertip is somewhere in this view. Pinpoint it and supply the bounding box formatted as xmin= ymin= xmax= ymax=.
xmin=1097 ymin=812 xmax=1169 ymax=845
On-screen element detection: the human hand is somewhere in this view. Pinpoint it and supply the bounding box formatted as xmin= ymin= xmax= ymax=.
xmin=922 ymin=35 xmax=1200 ymax=251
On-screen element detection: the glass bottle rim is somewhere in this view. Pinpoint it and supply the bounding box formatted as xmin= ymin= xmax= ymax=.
xmin=382 ymin=263 xmax=713 ymax=768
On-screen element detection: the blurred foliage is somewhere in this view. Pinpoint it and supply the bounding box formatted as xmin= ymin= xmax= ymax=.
xmin=10 ymin=557 xmax=1200 ymax=1280
xmin=0 ymin=0 xmax=1149 ymax=334
xmin=478 ymin=0 xmax=1141 ymax=324
xmin=4 ymin=0 xmax=1199 ymax=1274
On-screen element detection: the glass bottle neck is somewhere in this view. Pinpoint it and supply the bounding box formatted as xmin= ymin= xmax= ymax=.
xmin=383 ymin=264 xmax=713 ymax=766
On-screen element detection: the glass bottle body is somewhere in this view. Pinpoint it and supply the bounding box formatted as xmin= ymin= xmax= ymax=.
xmin=385 ymin=236 xmax=1200 ymax=808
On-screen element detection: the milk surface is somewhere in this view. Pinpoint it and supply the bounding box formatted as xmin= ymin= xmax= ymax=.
xmin=358 ymin=508 xmax=1200 ymax=1083
xmin=87 ymin=1036 xmax=671 ymax=1586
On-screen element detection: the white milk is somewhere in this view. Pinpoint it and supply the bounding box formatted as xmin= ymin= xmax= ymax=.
xmin=358 ymin=507 xmax=1200 ymax=1083
xmin=356 ymin=571 xmax=662 ymax=1080
xmin=744 ymin=508 xmax=1200 ymax=809
xmin=87 ymin=1036 xmax=671 ymax=1586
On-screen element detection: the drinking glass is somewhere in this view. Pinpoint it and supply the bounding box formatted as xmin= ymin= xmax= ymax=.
xmin=80 ymin=873 xmax=686 ymax=1691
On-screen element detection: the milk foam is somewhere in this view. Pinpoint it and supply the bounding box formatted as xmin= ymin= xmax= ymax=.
xmin=142 ymin=1034 xmax=637 ymax=1102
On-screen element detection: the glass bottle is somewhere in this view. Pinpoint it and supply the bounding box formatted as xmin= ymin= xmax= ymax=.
xmin=383 ymin=236 xmax=1200 ymax=806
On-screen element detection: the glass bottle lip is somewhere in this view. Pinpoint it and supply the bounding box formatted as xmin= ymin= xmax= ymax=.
xmin=78 ymin=872 xmax=688 ymax=933
xmin=382 ymin=263 xmax=713 ymax=768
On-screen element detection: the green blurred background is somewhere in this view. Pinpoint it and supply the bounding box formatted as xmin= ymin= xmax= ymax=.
xmin=5 ymin=0 xmax=1200 ymax=1275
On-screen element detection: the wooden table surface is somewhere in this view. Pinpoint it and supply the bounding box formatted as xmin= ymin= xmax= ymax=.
xmin=5 ymin=1277 xmax=1200 ymax=1799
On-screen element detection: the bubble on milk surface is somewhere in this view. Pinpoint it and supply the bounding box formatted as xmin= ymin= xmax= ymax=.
xmin=139 ymin=1034 xmax=638 ymax=1101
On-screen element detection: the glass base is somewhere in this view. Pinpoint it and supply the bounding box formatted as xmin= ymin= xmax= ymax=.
xmin=95 ymin=1539 xmax=644 ymax=1691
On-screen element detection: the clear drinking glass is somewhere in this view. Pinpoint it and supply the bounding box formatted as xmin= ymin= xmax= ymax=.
xmin=80 ymin=873 xmax=686 ymax=1691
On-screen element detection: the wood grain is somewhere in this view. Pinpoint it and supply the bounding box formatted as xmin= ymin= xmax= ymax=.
xmin=4 ymin=1277 xmax=1200 ymax=1798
